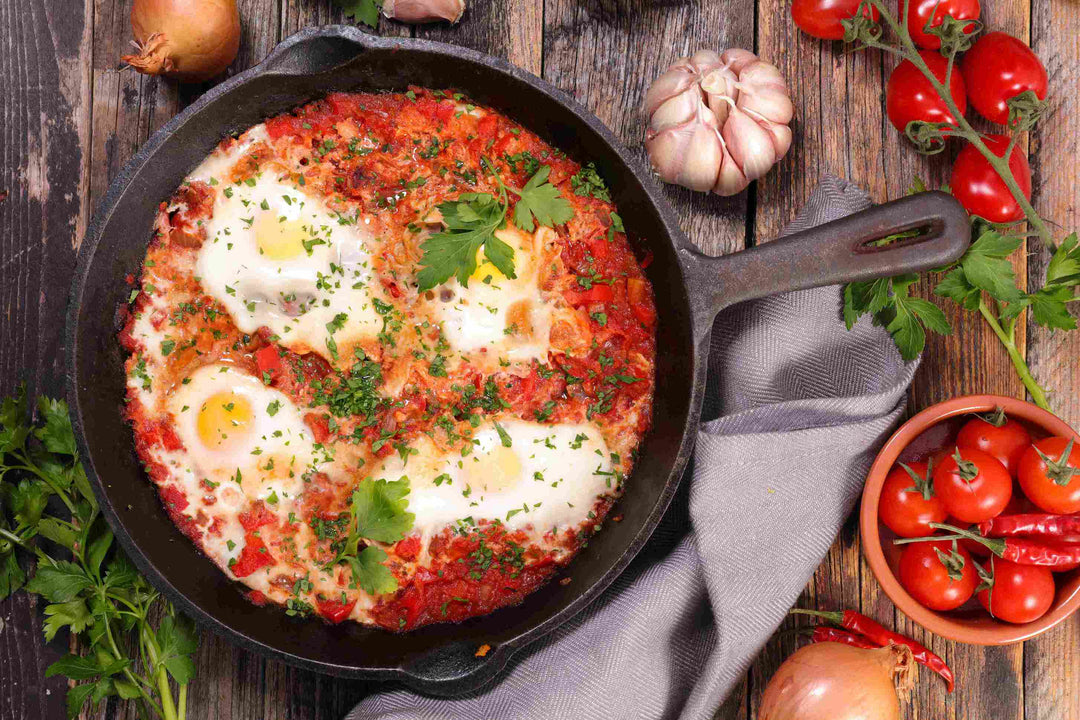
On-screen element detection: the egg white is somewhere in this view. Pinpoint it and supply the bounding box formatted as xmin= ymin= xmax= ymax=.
xmin=371 ymin=419 xmax=616 ymax=537
xmin=428 ymin=225 xmax=553 ymax=365
xmin=195 ymin=170 xmax=384 ymax=363
xmin=166 ymin=364 xmax=322 ymax=510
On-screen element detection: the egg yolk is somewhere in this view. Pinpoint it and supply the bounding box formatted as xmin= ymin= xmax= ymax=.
xmin=197 ymin=392 xmax=253 ymax=449
xmin=465 ymin=445 xmax=522 ymax=492
xmin=255 ymin=213 xmax=309 ymax=261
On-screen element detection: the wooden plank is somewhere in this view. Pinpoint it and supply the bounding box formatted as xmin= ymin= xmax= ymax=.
xmin=0 ymin=0 xmax=93 ymax=718
xmin=542 ymin=0 xmax=751 ymax=259
xmin=1024 ymin=1 xmax=1080 ymax=718
xmin=753 ymin=2 xmax=1032 ymax=720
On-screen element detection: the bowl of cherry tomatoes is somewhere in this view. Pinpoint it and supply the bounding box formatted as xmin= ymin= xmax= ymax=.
xmin=860 ymin=395 xmax=1080 ymax=644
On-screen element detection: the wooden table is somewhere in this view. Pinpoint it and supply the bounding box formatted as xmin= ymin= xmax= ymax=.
xmin=3 ymin=0 xmax=1077 ymax=717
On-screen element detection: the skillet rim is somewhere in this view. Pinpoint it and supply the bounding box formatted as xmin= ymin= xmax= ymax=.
xmin=64 ymin=25 xmax=708 ymax=691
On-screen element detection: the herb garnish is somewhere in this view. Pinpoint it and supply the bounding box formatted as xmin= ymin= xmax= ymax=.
xmin=322 ymin=477 xmax=415 ymax=595
xmin=0 ymin=391 xmax=198 ymax=719
xmin=416 ymin=166 xmax=574 ymax=291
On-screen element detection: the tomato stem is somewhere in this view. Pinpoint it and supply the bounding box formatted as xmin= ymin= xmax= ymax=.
xmin=866 ymin=0 xmax=1053 ymax=244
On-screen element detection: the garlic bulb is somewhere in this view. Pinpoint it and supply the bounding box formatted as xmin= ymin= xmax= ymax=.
xmin=382 ymin=0 xmax=465 ymax=23
xmin=644 ymin=49 xmax=793 ymax=196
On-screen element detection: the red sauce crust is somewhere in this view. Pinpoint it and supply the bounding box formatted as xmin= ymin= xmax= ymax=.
xmin=121 ymin=89 xmax=656 ymax=631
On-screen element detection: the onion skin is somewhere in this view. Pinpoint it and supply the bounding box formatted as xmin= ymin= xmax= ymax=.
xmin=383 ymin=0 xmax=465 ymax=23
xmin=760 ymin=643 xmax=914 ymax=720
xmin=122 ymin=0 xmax=240 ymax=83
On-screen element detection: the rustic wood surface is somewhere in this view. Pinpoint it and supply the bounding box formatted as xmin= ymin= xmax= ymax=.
xmin=1 ymin=0 xmax=1077 ymax=717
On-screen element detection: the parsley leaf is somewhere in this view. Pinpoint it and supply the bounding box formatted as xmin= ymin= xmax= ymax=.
xmin=416 ymin=192 xmax=512 ymax=291
xmin=416 ymin=166 xmax=575 ymax=291
xmin=960 ymin=229 xmax=1024 ymax=302
xmin=347 ymin=546 xmax=398 ymax=595
xmin=845 ymin=274 xmax=951 ymax=360
xmin=349 ymin=477 xmax=415 ymax=543
xmin=512 ymin=165 xmax=574 ymax=232
xmin=324 ymin=478 xmax=414 ymax=595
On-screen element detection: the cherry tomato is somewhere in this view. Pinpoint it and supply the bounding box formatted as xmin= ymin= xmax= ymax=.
xmin=885 ymin=51 xmax=966 ymax=134
xmin=956 ymin=411 xmax=1031 ymax=474
xmin=898 ymin=540 xmax=978 ymax=611
xmin=879 ymin=461 xmax=948 ymax=537
xmin=977 ymin=557 xmax=1055 ymax=624
xmin=932 ymin=446 xmax=1012 ymax=523
xmin=791 ymin=0 xmax=880 ymax=40
xmin=1017 ymin=436 xmax=1080 ymax=514
xmin=961 ymin=32 xmax=1048 ymax=125
xmin=950 ymin=135 xmax=1031 ymax=223
xmin=905 ymin=0 xmax=980 ymax=50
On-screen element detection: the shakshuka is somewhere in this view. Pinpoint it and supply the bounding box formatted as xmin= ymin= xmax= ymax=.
xmin=119 ymin=89 xmax=656 ymax=630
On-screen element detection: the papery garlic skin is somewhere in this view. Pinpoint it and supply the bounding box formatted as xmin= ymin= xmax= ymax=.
xmin=644 ymin=48 xmax=793 ymax=196
xmin=382 ymin=0 xmax=465 ymax=23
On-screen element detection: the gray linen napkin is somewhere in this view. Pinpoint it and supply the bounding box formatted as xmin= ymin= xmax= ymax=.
xmin=347 ymin=176 xmax=918 ymax=720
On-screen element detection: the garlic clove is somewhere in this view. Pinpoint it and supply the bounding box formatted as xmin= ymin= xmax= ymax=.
xmin=720 ymin=48 xmax=759 ymax=75
xmin=687 ymin=49 xmax=724 ymax=73
xmin=648 ymin=84 xmax=704 ymax=132
xmin=721 ymin=106 xmax=776 ymax=181
xmin=382 ymin=0 xmax=465 ymax=23
xmin=713 ymin=144 xmax=750 ymax=196
xmin=644 ymin=68 xmax=699 ymax=119
xmin=646 ymin=119 xmax=723 ymax=192
xmin=765 ymin=121 xmax=794 ymax=160
xmin=735 ymin=61 xmax=794 ymax=124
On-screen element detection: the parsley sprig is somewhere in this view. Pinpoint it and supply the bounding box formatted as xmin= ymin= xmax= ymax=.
xmin=322 ymin=477 xmax=415 ymax=595
xmin=0 ymin=390 xmax=197 ymax=720
xmin=416 ymin=165 xmax=574 ymax=292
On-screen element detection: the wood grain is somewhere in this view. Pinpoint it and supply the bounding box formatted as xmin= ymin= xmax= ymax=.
xmin=3 ymin=0 xmax=1080 ymax=717
xmin=0 ymin=0 xmax=93 ymax=718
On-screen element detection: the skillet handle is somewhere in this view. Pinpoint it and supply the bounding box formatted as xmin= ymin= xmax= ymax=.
xmin=259 ymin=25 xmax=371 ymax=75
xmin=683 ymin=191 xmax=970 ymax=341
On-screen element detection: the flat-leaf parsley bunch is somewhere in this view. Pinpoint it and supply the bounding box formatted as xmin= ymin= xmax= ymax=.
xmin=0 ymin=390 xmax=197 ymax=720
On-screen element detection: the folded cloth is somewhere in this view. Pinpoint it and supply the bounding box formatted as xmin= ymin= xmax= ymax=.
xmin=346 ymin=176 xmax=918 ymax=720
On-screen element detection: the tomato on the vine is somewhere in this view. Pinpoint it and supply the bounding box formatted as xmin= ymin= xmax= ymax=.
xmin=1017 ymin=436 xmax=1080 ymax=514
xmin=898 ymin=539 xmax=978 ymax=611
xmin=879 ymin=460 xmax=948 ymax=537
xmin=956 ymin=410 xmax=1031 ymax=474
xmin=950 ymin=135 xmax=1031 ymax=223
xmin=932 ymin=446 xmax=1012 ymax=523
xmin=905 ymin=0 xmax=980 ymax=50
xmin=885 ymin=51 xmax=966 ymax=134
xmin=791 ymin=0 xmax=879 ymax=40
xmin=961 ymin=31 xmax=1048 ymax=125
xmin=977 ymin=557 xmax=1055 ymax=624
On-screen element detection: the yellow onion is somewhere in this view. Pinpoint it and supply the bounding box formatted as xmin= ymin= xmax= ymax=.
xmin=383 ymin=0 xmax=465 ymax=23
xmin=644 ymin=49 xmax=793 ymax=196
xmin=760 ymin=642 xmax=914 ymax=720
xmin=121 ymin=0 xmax=240 ymax=82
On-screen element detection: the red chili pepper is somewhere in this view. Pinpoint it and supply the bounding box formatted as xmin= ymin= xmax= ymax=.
xmin=913 ymin=522 xmax=1080 ymax=569
xmin=791 ymin=608 xmax=954 ymax=692
xmin=979 ymin=513 xmax=1080 ymax=542
xmin=807 ymin=626 xmax=879 ymax=649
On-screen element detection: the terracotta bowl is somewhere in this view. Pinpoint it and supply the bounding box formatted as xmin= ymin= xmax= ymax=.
xmin=860 ymin=394 xmax=1080 ymax=645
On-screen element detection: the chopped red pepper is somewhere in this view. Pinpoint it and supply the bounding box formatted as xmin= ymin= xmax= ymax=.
xmin=231 ymin=533 xmax=275 ymax=578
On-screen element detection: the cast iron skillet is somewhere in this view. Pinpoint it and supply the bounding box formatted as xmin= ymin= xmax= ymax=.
xmin=66 ymin=25 xmax=970 ymax=695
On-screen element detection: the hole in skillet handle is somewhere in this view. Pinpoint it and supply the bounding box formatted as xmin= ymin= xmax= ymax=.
xmin=259 ymin=25 xmax=374 ymax=76
xmin=398 ymin=640 xmax=513 ymax=695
